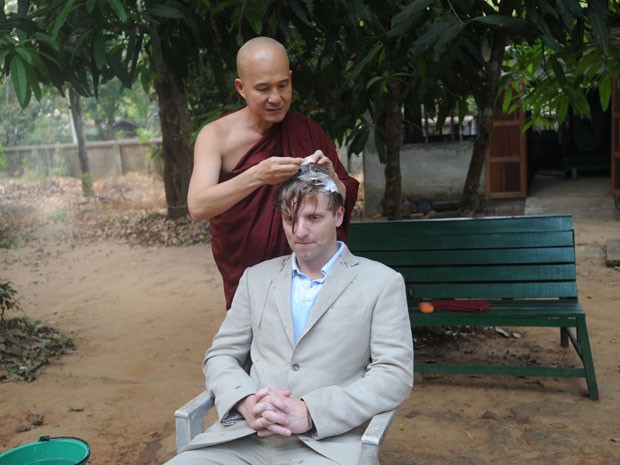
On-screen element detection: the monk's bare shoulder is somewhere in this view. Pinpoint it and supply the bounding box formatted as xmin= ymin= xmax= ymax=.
xmin=198 ymin=112 xmax=237 ymax=148
xmin=199 ymin=110 xmax=262 ymax=173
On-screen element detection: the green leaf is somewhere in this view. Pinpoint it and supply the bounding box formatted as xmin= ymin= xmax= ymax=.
xmin=502 ymin=86 xmax=513 ymax=113
xmin=471 ymin=15 xmax=539 ymax=37
xmin=149 ymin=27 xmax=162 ymax=71
xmin=107 ymin=0 xmax=127 ymax=22
xmin=589 ymin=12 xmax=610 ymax=57
xmin=457 ymin=98 xmax=469 ymax=122
xmin=349 ymin=128 xmax=369 ymax=156
xmin=548 ymin=56 xmax=566 ymax=84
xmin=140 ymin=68 xmax=151 ymax=94
xmin=565 ymin=0 xmax=584 ymax=18
xmin=147 ymin=4 xmax=186 ymax=19
xmin=366 ymin=75 xmax=383 ymax=90
xmin=13 ymin=47 xmax=34 ymax=65
xmin=556 ymin=0 xmax=577 ymax=29
xmin=574 ymin=50 xmax=595 ymax=77
xmin=389 ymin=0 xmax=434 ymax=37
xmin=392 ymin=0 xmax=434 ymax=25
xmin=288 ymin=0 xmax=312 ymax=28
xmin=570 ymin=90 xmax=590 ymax=117
xmin=534 ymin=14 xmax=559 ymax=51
xmin=86 ymin=0 xmax=97 ymax=14
xmin=410 ymin=22 xmax=450 ymax=55
xmin=556 ymin=97 xmax=569 ymax=124
xmin=350 ymin=42 xmax=382 ymax=81
xmin=413 ymin=55 xmax=427 ymax=81
xmin=10 ymin=56 xmax=30 ymax=108
xmin=587 ymin=0 xmax=610 ymax=17
xmin=93 ymin=31 xmax=106 ymax=70
xmin=107 ymin=51 xmax=131 ymax=87
xmin=244 ymin=9 xmax=263 ymax=34
xmin=52 ymin=0 xmax=77 ymax=38
xmin=433 ymin=23 xmax=464 ymax=61
xmin=33 ymin=32 xmax=59 ymax=48
xmin=31 ymin=79 xmax=42 ymax=101
xmin=599 ymin=74 xmax=612 ymax=111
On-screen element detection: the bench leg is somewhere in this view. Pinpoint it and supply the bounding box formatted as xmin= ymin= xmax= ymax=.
xmin=560 ymin=327 xmax=569 ymax=348
xmin=576 ymin=317 xmax=599 ymax=400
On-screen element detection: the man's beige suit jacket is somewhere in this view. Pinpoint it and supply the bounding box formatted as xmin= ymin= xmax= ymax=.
xmin=183 ymin=246 xmax=414 ymax=465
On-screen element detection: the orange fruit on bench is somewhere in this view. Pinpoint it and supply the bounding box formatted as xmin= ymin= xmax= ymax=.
xmin=418 ymin=302 xmax=434 ymax=314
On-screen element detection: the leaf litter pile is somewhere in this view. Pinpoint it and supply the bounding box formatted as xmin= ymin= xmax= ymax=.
xmin=0 ymin=317 xmax=76 ymax=382
xmin=0 ymin=173 xmax=211 ymax=382
xmin=0 ymin=173 xmax=210 ymax=247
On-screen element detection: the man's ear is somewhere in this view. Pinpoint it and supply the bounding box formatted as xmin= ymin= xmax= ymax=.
xmin=335 ymin=206 xmax=344 ymax=228
xmin=235 ymin=78 xmax=245 ymax=99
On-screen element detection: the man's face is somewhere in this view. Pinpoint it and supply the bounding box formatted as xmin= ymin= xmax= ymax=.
xmin=235 ymin=47 xmax=292 ymax=125
xmin=282 ymin=193 xmax=344 ymax=271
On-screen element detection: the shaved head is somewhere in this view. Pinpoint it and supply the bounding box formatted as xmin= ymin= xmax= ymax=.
xmin=236 ymin=37 xmax=289 ymax=80
xmin=234 ymin=36 xmax=293 ymax=127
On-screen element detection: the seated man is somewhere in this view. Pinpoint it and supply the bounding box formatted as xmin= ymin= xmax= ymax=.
xmin=166 ymin=163 xmax=413 ymax=465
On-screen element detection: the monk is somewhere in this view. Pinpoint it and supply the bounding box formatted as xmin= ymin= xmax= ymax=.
xmin=187 ymin=36 xmax=359 ymax=309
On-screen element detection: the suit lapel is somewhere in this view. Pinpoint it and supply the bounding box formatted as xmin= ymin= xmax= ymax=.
xmin=298 ymin=247 xmax=359 ymax=342
xmin=271 ymin=256 xmax=296 ymax=347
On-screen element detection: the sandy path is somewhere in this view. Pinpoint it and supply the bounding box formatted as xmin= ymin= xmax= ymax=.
xmin=1 ymin=219 xmax=619 ymax=465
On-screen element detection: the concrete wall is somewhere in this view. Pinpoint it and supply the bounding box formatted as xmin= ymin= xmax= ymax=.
xmin=4 ymin=137 xmax=484 ymax=217
xmin=3 ymin=139 xmax=163 ymax=180
xmin=363 ymin=139 xmax=482 ymax=215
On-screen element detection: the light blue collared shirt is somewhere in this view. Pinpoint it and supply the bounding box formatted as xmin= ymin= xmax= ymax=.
xmin=290 ymin=241 xmax=344 ymax=342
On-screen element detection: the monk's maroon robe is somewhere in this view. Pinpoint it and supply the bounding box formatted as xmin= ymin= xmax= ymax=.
xmin=210 ymin=111 xmax=360 ymax=309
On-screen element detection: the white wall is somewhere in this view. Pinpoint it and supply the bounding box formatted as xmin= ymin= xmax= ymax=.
xmin=362 ymin=140 xmax=482 ymax=215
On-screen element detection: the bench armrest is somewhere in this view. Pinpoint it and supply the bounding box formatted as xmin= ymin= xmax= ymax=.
xmin=174 ymin=391 xmax=397 ymax=465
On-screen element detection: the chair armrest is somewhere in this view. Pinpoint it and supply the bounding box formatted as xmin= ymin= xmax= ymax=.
xmin=174 ymin=392 xmax=397 ymax=465
xmin=174 ymin=391 xmax=215 ymax=453
xmin=359 ymin=409 xmax=397 ymax=465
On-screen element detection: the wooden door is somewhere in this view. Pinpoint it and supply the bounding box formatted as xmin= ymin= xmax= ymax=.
xmin=611 ymin=78 xmax=620 ymax=195
xmin=485 ymin=104 xmax=527 ymax=198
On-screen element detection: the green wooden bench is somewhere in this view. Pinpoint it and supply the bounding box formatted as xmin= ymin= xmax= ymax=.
xmin=347 ymin=215 xmax=599 ymax=399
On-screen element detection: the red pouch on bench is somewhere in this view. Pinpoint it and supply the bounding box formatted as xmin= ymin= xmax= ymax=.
xmin=430 ymin=300 xmax=492 ymax=312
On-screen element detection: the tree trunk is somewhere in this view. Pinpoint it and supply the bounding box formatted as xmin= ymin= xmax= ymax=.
xmin=404 ymin=97 xmax=423 ymax=143
xmin=383 ymin=77 xmax=403 ymax=220
xmin=67 ymin=87 xmax=92 ymax=197
xmin=458 ymin=33 xmax=507 ymax=217
xmin=154 ymin=60 xmax=194 ymax=220
xmin=458 ymin=0 xmax=519 ymax=217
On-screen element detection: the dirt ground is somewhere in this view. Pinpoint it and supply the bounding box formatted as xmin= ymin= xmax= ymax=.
xmin=1 ymin=174 xmax=619 ymax=465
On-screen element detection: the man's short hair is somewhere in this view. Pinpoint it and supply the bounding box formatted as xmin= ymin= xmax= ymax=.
xmin=274 ymin=163 xmax=344 ymax=227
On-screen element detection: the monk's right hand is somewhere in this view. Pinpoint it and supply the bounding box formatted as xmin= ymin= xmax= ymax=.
xmin=254 ymin=157 xmax=302 ymax=185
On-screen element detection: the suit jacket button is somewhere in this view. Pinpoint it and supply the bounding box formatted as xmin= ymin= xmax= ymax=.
xmin=292 ymin=363 xmax=300 ymax=371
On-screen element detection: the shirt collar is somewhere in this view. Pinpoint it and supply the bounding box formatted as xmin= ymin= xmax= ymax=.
xmin=291 ymin=241 xmax=345 ymax=280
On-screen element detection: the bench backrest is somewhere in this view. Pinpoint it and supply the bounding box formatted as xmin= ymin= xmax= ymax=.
xmin=347 ymin=215 xmax=578 ymax=301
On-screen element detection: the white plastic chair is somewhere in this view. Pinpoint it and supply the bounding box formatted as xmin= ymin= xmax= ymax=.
xmin=174 ymin=391 xmax=397 ymax=465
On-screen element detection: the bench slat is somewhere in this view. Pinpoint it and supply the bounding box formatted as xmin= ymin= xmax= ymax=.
xmin=399 ymin=264 xmax=576 ymax=283
xmin=350 ymin=231 xmax=574 ymax=251
xmin=356 ymin=247 xmax=576 ymax=266
xmin=408 ymin=281 xmax=579 ymax=299
xmin=415 ymin=363 xmax=586 ymax=378
xmin=348 ymin=215 xmax=574 ymax=237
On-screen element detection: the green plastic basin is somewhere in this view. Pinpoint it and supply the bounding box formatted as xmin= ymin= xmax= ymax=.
xmin=0 ymin=436 xmax=89 ymax=465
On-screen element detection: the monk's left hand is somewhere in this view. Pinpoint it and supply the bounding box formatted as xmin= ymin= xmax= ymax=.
xmin=303 ymin=150 xmax=335 ymax=176
xmin=302 ymin=150 xmax=346 ymax=199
